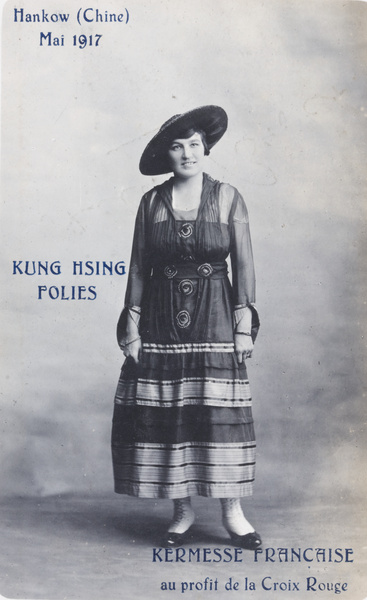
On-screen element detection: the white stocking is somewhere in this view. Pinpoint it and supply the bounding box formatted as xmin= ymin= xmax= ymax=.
xmin=220 ymin=498 xmax=254 ymax=536
xmin=167 ymin=497 xmax=195 ymax=534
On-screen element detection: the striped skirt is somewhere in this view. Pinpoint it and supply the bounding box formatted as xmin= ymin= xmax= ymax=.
xmin=111 ymin=342 xmax=256 ymax=498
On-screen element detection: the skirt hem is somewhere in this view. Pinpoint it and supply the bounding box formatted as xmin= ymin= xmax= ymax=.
xmin=113 ymin=482 xmax=254 ymax=499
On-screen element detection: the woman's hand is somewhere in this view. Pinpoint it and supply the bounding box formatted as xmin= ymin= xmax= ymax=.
xmin=123 ymin=338 xmax=142 ymax=363
xmin=235 ymin=333 xmax=253 ymax=364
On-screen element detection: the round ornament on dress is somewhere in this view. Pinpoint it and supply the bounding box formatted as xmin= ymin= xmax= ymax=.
xmin=197 ymin=263 xmax=214 ymax=277
xmin=178 ymin=279 xmax=194 ymax=296
xmin=176 ymin=310 xmax=191 ymax=328
xmin=178 ymin=223 xmax=194 ymax=238
xmin=164 ymin=265 xmax=178 ymax=279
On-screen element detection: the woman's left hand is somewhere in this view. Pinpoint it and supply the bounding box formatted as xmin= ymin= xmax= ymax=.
xmin=235 ymin=333 xmax=254 ymax=364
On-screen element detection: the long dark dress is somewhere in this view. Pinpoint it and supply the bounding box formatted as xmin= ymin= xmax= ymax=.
xmin=111 ymin=173 xmax=259 ymax=498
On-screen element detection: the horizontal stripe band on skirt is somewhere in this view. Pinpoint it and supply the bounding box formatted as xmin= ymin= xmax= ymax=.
xmin=142 ymin=342 xmax=234 ymax=353
xmin=114 ymin=376 xmax=252 ymax=408
xmin=112 ymin=440 xmax=256 ymax=499
xmin=112 ymin=355 xmax=256 ymax=498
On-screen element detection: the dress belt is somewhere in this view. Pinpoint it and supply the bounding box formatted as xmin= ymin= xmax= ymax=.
xmin=151 ymin=261 xmax=228 ymax=280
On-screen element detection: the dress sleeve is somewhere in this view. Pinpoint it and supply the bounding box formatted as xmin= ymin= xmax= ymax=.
xmin=124 ymin=194 xmax=151 ymax=307
xmin=229 ymin=186 xmax=260 ymax=341
xmin=116 ymin=193 xmax=151 ymax=346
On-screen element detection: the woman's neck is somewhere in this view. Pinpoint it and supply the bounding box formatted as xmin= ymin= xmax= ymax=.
xmin=172 ymin=172 xmax=203 ymax=211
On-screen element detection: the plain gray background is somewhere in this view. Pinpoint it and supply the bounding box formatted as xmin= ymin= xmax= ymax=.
xmin=0 ymin=1 xmax=366 ymax=598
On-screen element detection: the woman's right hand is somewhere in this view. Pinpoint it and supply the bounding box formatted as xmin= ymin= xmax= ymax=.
xmin=123 ymin=338 xmax=142 ymax=363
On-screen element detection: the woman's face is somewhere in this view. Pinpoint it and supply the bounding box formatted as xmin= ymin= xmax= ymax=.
xmin=167 ymin=132 xmax=206 ymax=179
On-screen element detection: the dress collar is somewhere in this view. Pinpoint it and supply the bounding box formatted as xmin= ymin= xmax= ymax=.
xmin=154 ymin=173 xmax=217 ymax=220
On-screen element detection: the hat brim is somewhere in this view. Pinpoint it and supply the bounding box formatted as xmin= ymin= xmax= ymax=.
xmin=139 ymin=105 xmax=228 ymax=176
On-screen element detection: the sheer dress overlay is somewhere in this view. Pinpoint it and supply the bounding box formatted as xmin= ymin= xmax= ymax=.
xmin=112 ymin=173 xmax=259 ymax=498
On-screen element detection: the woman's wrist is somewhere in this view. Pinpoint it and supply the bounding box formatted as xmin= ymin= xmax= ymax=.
xmin=233 ymin=305 xmax=252 ymax=335
xmin=124 ymin=336 xmax=141 ymax=347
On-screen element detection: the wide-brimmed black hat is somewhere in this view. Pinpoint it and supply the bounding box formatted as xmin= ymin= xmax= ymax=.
xmin=139 ymin=105 xmax=228 ymax=176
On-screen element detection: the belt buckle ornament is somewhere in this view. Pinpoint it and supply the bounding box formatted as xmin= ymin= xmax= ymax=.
xmin=197 ymin=263 xmax=213 ymax=278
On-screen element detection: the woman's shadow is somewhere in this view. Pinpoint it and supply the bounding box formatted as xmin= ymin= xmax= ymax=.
xmin=39 ymin=495 xmax=229 ymax=547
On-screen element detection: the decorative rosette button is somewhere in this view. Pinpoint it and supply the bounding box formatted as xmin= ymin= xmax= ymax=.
xmin=164 ymin=265 xmax=178 ymax=279
xmin=197 ymin=263 xmax=213 ymax=277
xmin=176 ymin=310 xmax=191 ymax=328
xmin=178 ymin=279 xmax=194 ymax=296
xmin=178 ymin=223 xmax=194 ymax=238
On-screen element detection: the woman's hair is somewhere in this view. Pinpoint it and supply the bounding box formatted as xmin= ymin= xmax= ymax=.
xmin=169 ymin=127 xmax=210 ymax=155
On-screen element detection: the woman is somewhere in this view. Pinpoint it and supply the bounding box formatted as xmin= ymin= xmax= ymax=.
xmin=111 ymin=105 xmax=261 ymax=549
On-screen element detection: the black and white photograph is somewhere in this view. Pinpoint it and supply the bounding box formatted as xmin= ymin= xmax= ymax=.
xmin=1 ymin=1 xmax=366 ymax=598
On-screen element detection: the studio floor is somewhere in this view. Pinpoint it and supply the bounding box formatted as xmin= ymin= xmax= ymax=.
xmin=0 ymin=494 xmax=366 ymax=600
